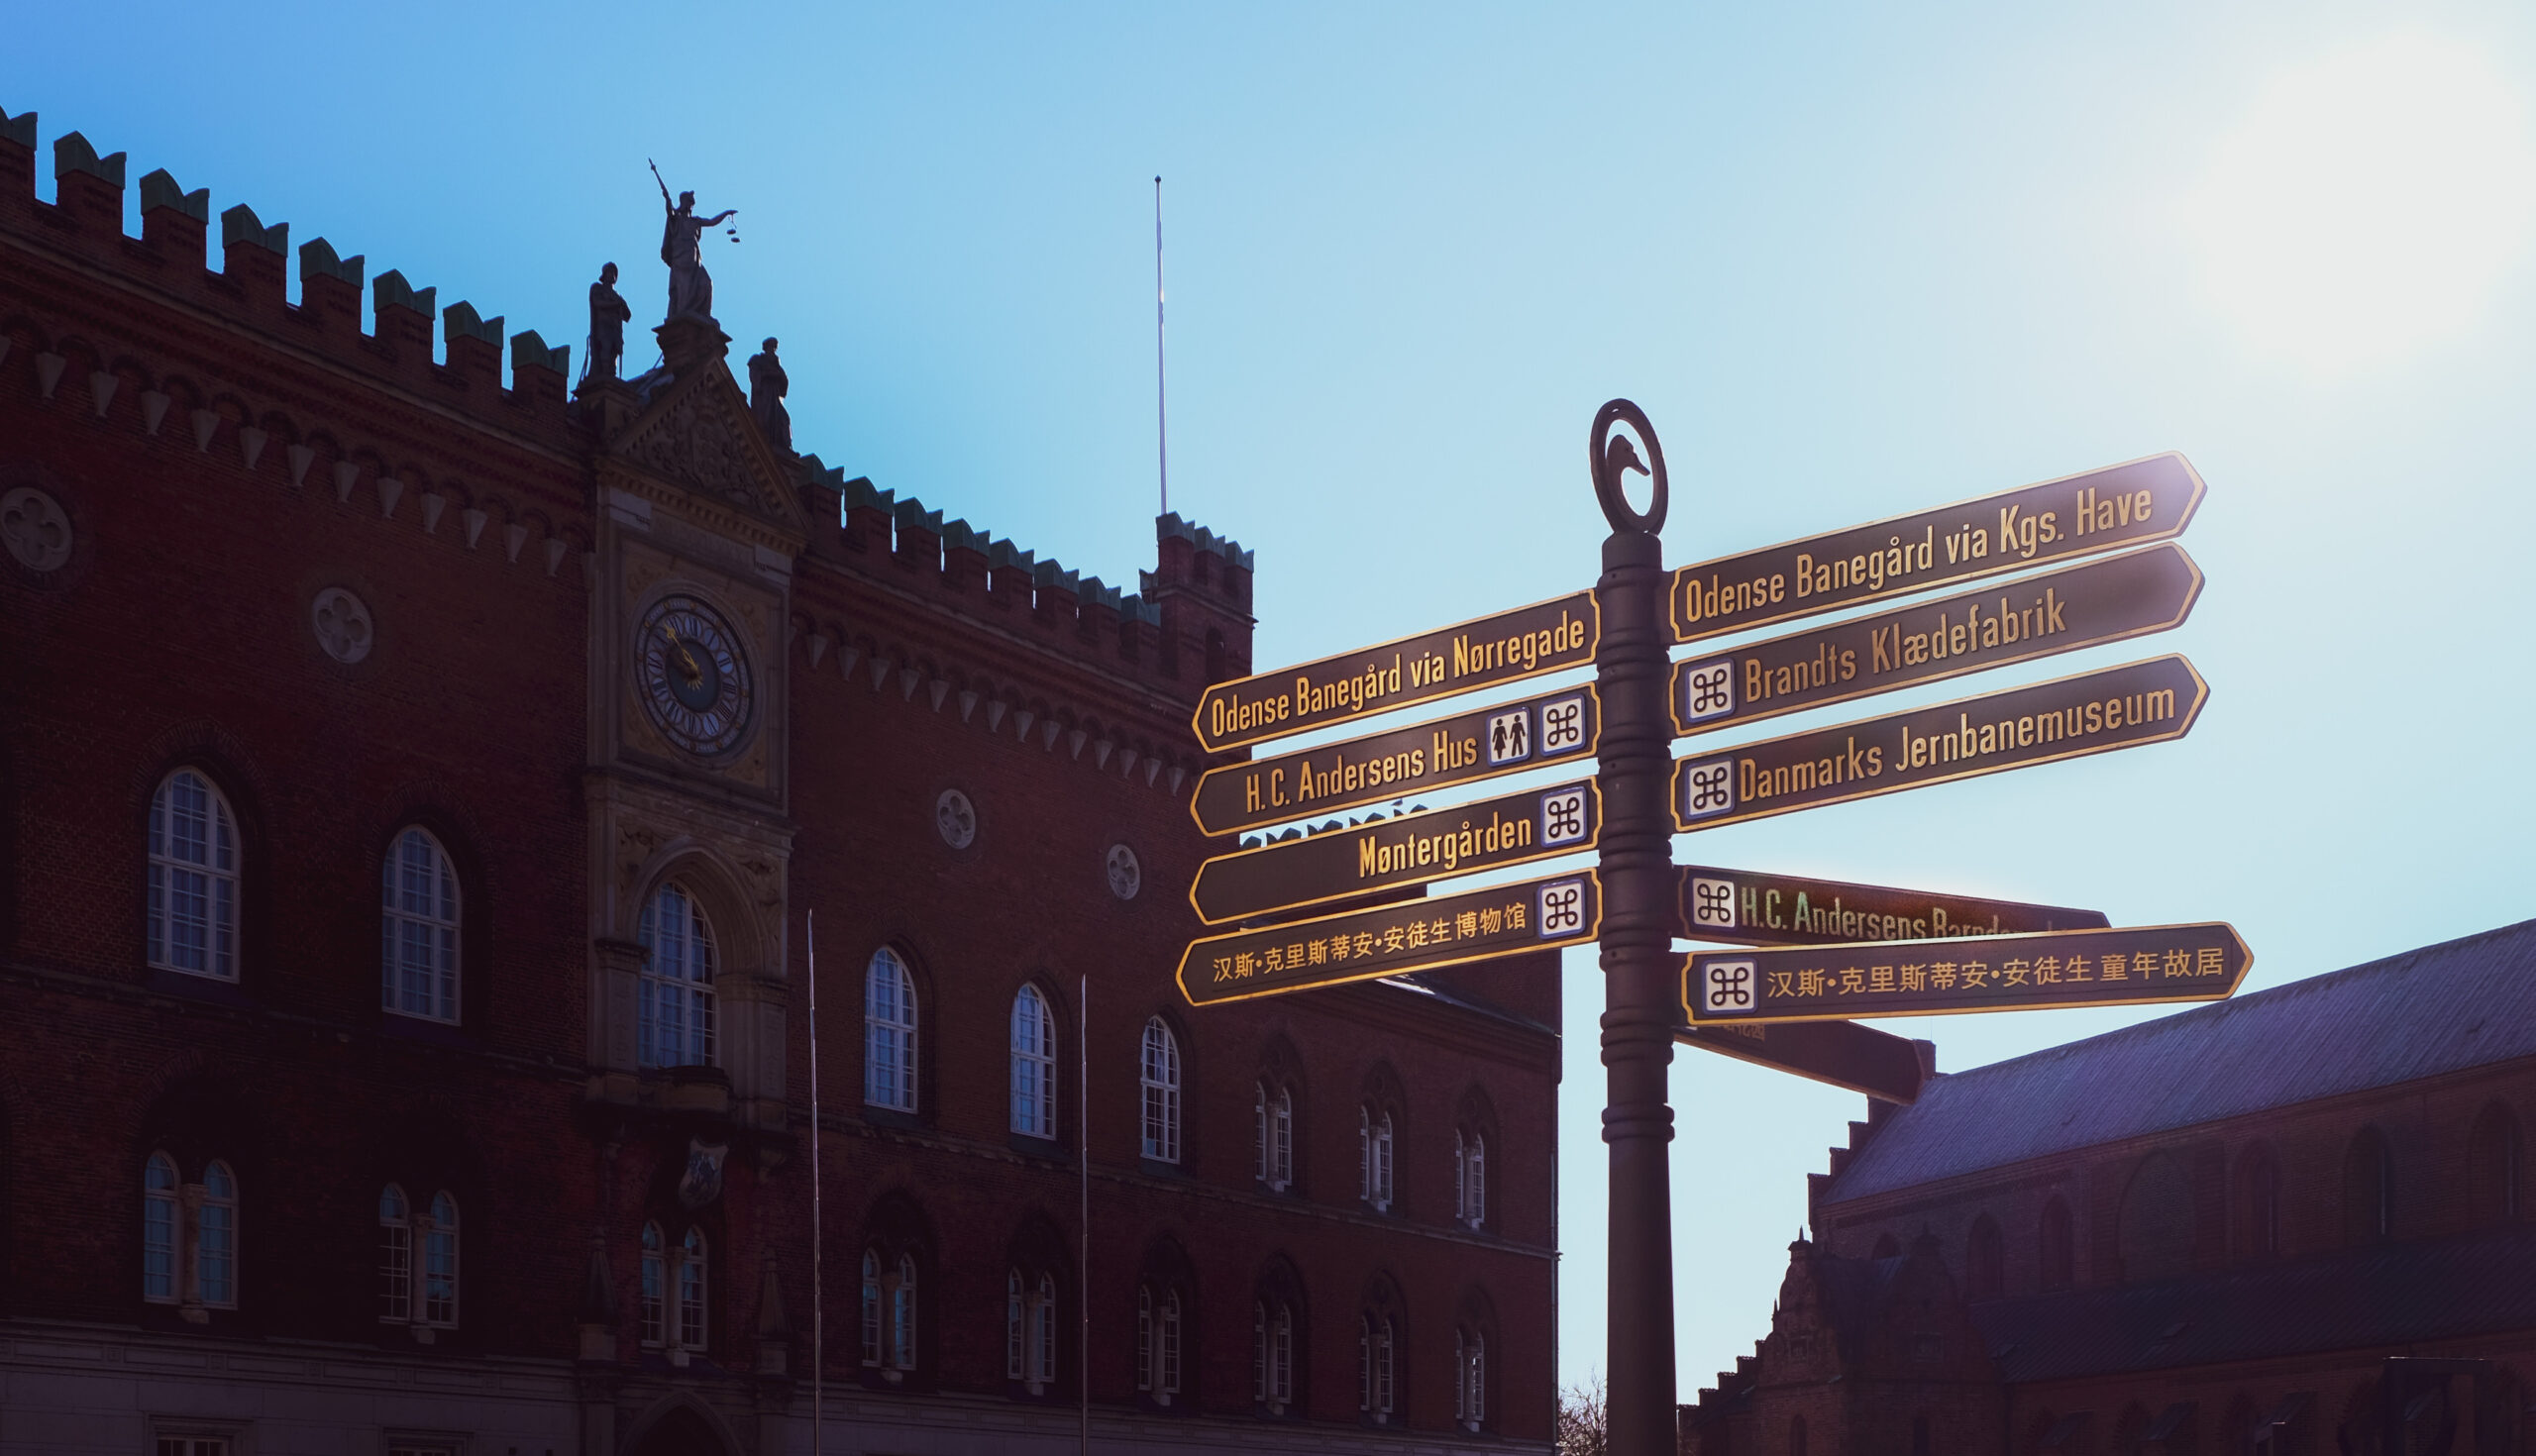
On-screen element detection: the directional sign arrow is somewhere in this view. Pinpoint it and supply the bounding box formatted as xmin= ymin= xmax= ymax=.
xmin=1179 ymin=871 xmax=1600 ymax=1007
xmin=1193 ymin=591 xmax=1598 ymax=754
xmin=1672 ymin=655 xmax=2206 ymax=833
xmin=1675 ymin=865 xmax=2106 ymax=946
xmin=1674 ymin=1020 xmax=1930 ymax=1103
xmin=1190 ymin=684 xmax=1598 ymax=838
xmin=1192 ymin=781 xmax=1599 ymax=925
xmin=1672 ymin=452 xmax=2204 ymax=643
xmin=1671 ymin=545 xmax=2202 ymax=738
xmin=1683 ymin=922 xmax=2253 ymax=1023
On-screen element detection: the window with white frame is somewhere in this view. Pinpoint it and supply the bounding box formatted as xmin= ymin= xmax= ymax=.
xmin=1360 ymin=1107 xmax=1395 ymax=1211
xmin=866 ymin=949 xmax=918 ymax=1112
xmin=1456 ymin=1129 xmax=1488 ymax=1229
xmin=1456 ymin=1327 xmax=1487 ymax=1429
xmin=1358 ymin=1312 xmax=1397 ymax=1422
xmin=197 ymin=1160 xmax=238 ymax=1309
xmin=1137 ymin=1283 xmax=1184 ymax=1404
xmin=679 ymin=1226 xmax=708 ymax=1349
xmin=637 ymin=882 xmax=717 ymax=1068
xmin=1010 ymin=985 xmax=1055 ymax=1138
xmin=378 ymin=1185 xmax=411 ymax=1320
xmin=1005 ymin=1269 xmax=1056 ymax=1392
xmin=641 ymin=1221 xmax=667 ymax=1344
xmin=379 ymin=1186 xmax=459 ymax=1330
xmin=1140 ymin=1018 xmax=1181 ymax=1163
xmin=380 ymin=827 xmax=460 ymax=1022
xmin=1253 ymin=1299 xmax=1295 ymax=1411
xmin=143 ymin=1151 xmax=179 ymax=1302
xmin=640 ymin=1220 xmax=707 ymax=1353
xmin=148 ymin=769 xmax=238 ymax=980
xmin=863 ymin=1246 xmax=918 ymax=1376
xmin=1255 ymin=1083 xmax=1294 ymax=1192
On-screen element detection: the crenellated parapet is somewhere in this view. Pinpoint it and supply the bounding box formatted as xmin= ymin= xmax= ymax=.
xmin=0 ymin=106 xmax=577 ymax=434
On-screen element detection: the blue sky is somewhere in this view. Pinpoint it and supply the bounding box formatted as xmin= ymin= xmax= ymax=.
xmin=16 ymin=0 xmax=2536 ymax=1398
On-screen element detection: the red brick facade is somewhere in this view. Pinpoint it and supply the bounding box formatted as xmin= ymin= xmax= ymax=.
xmin=0 ymin=109 xmax=1557 ymax=1455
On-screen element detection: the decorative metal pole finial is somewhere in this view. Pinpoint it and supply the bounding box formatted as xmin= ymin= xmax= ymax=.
xmin=1591 ymin=398 xmax=1669 ymax=536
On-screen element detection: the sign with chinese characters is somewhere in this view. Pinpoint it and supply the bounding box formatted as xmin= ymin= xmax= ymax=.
xmin=1670 ymin=545 xmax=2202 ymax=738
xmin=1191 ymin=781 xmax=1599 ymax=924
xmin=1681 ymin=922 xmax=2253 ymax=1023
xmin=1676 ymin=864 xmax=2105 ymax=946
xmin=1189 ymin=684 xmax=1597 ymax=837
xmin=1673 ymin=1020 xmax=1929 ymax=1103
xmin=1192 ymin=591 xmax=1598 ymax=753
xmin=1671 ymin=452 xmax=2204 ymax=643
xmin=1178 ymin=872 xmax=1602 ymax=1007
xmin=1672 ymin=655 xmax=2205 ymax=833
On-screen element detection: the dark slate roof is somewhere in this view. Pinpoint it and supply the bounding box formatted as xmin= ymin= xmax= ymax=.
xmin=1827 ymin=919 xmax=2536 ymax=1202
xmin=1973 ymin=1222 xmax=2536 ymax=1382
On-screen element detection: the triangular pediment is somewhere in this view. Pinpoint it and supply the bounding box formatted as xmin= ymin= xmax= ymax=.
xmin=607 ymin=361 xmax=806 ymax=538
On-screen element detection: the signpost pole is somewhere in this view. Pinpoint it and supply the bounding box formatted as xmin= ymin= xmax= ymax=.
xmin=1590 ymin=400 xmax=1677 ymax=1456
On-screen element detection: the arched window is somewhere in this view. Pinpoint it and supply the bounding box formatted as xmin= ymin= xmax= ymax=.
xmin=2469 ymin=1103 xmax=2524 ymax=1226
xmin=1254 ymin=1299 xmax=1296 ymax=1412
xmin=1358 ymin=1312 xmax=1397 ymax=1422
xmin=148 ymin=769 xmax=239 ymax=980
xmin=2040 ymin=1196 xmax=2074 ymax=1291
xmin=1010 ymin=985 xmax=1055 ymax=1138
xmin=1255 ymin=1082 xmax=1294 ymax=1192
xmin=143 ymin=1152 xmax=179 ymax=1302
xmin=1360 ymin=1107 xmax=1395 ymax=1211
xmin=862 ymin=1246 xmax=918 ymax=1375
xmin=2245 ymin=1148 xmax=2281 ymax=1259
xmin=197 ymin=1161 xmax=237 ymax=1309
xmin=637 ymin=882 xmax=717 ymax=1068
xmin=1966 ymin=1214 xmax=2004 ymax=1300
xmin=379 ymin=826 xmax=460 ymax=1022
xmin=2345 ymin=1127 xmax=2394 ymax=1243
xmin=1006 ymin=1267 xmax=1057 ymax=1392
xmin=641 ymin=1222 xmax=667 ymax=1344
xmin=1140 ymin=1019 xmax=1181 ymax=1163
xmin=1160 ymin=1289 xmax=1183 ymax=1401
xmin=678 ymin=1226 xmax=708 ymax=1350
xmin=378 ymin=1185 xmax=411 ymax=1320
xmin=866 ymin=949 xmax=918 ymax=1112
xmin=893 ymin=1253 xmax=919 ymax=1370
xmin=422 ymin=1193 xmax=460 ymax=1327
xmin=1456 ymin=1326 xmax=1488 ymax=1429
xmin=1137 ymin=1281 xmax=1185 ymax=1404
xmin=1456 ymin=1130 xmax=1488 ymax=1228
xmin=861 ymin=1249 xmax=882 ymax=1365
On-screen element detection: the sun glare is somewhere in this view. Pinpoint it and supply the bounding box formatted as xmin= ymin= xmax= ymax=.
xmin=2185 ymin=35 xmax=2536 ymax=373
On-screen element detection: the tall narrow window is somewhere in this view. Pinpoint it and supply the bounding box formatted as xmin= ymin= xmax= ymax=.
xmin=637 ymin=882 xmax=717 ymax=1068
xmin=1252 ymin=1300 xmax=1266 ymax=1403
xmin=197 ymin=1161 xmax=238 ymax=1309
xmin=1456 ymin=1329 xmax=1467 ymax=1423
xmin=1270 ymin=1303 xmax=1295 ymax=1407
xmin=1137 ymin=1284 xmax=1154 ymax=1391
xmin=1254 ymin=1086 xmax=1268 ymax=1183
xmin=2346 ymin=1127 xmax=2394 ymax=1243
xmin=1465 ymin=1329 xmax=1487 ymax=1428
xmin=148 ymin=769 xmax=238 ymax=980
xmin=1360 ymin=1109 xmax=1395 ymax=1212
xmin=678 ymin=1226 xmax=708 ymax=1349
xmin=861 ymin=1249 xmax=882 ymax=1365
xmin=143 ymin=1152 xmax=179 ymax=1302
xmin=1010 ymin=986 xmax=1054 ymax=1137
xmin=1140 ymin=1019 xmax=1182 ymax=1163
xmin=378 ymin=1185 xmax=412 ymax=1320
xmin=1359 ymin=1313 xmax=1396 ymax=1420
xmin=422 ymin=1193 xmax=460 ymax=1326
xmin=1456 ymin=1131 xmax=1488 ymax=1228
xmin=379 ymin=827 xmax=460 ymax=1022
xmin=1160 ymin=1290 xmax=1183 ymax=1401
xmin=1011 ymin=1271 xmax=1031 ymax=1382
xmin=641 ymin=1222 xmax=667 ymax=1344
xmin=1256 ymin=1084 xmax=1294 ymax=1191
xmin=892 ymin=1253 xmax=918 ymax=1370
xmin=1032 ymin=1273 xmax=1056 ymax=1386
xmin=866 ymin=949 xmax=918 ymax=1112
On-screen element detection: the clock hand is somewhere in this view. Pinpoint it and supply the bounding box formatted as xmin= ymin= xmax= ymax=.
xmin=661 ymin=625 xmax=705 ymax=683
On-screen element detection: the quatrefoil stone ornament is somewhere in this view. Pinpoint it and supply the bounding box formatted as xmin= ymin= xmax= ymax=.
xmin=311 ymin=586 xmax=374 ymax=665
xmin=0 ymin=487 xmax=71 ymax=572
xmin=1107 ymin=843 xmax=1142 ymax=900
xmin=935 ymin=788 xmax=977 ymax=849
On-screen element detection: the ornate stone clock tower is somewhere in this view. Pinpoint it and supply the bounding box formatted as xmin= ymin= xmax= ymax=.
xmin=581 ymin=319 xmax=806 ymax=1140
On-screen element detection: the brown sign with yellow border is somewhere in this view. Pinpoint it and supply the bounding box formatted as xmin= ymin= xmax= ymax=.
xmin=1192 ymin=591 xmax=1598 ymax=754
xmin=1671 ymin=655 xmax=2206 ymax=833
xmin=1682 ymin=922 xmax=2252 ymax=1023
xmin=1192 ymin=781 xmax=1598 ymax=925
xmin=1670 ymin=452 xmax=2203 ymax=643
xmin=1179 ymin=872 xmax=1600 ymax=1007
xmin=1676 ymin=864 xmax=2105 ymax=946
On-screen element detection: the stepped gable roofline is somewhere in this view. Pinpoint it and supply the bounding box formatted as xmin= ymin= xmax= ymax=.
xmin=1970 ymin=1220 xmax=2536 ymax=1383
xmin=1827 ymin=917 xmax=2536 ymax=1203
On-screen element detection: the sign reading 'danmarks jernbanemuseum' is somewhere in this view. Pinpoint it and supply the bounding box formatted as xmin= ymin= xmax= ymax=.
xmin=1178 ymin=872 xmax=1601 ymax=1007
xmin=1670 ymin=452 xmax=2204 ymax=643
xmin=1674 ymin=1020 xmax=1929 ymax=1103
xmin=1670 ymin=545 xmax=2201 ymax=738
xmin=1189 ymin=684 xmax=1598 ymax=838
xmin=1191 ymin=781 xmax=1599 ymax=924
xmin=1675 ymin=865 xmax=2106 ymax=946
xmin=1672 ymin=655 xmax=2205 ymax=833
xmin=1682 ymin=922 xmax=2253 ymax=1023
xmin=1191 ymin=592 xmax=1598 ymax=753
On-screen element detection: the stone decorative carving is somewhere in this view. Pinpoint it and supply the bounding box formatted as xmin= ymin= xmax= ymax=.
xmin=1107 ymin=843 xmax=1141 ymax=901
xmin=935 ymin=788 xmax=977 ymax=850
xmin=1 ymin=487 xmax=72 ymax=571
xmin=310 ymin=586 xmax=373 ymax=664
xmin=677 ymin=1137 xmax=729 ymax=1209
xmin=625 ymin=385 xmax=769 ymax=515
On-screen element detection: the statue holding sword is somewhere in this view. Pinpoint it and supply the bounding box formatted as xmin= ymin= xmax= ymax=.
xmin=651 ymin=159 xmax=737 ymax=326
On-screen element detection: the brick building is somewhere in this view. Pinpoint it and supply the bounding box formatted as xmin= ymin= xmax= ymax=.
xmin=1679 ymin=920 xmax=2536 ymax=1456
xmin=0 ymin=107 xmax=1560 ymax=1455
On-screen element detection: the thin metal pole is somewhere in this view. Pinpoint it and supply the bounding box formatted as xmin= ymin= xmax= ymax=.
xmin=1589 ymin=402 xmax=1677 ymax=1456
xmin=808 ymin=912 xmax=824 ymax=1456
xmin=1080 ymin=972 xmax=1091 ymax=1456
xmin=1154 ymin=175 xmax=1169 ymax=518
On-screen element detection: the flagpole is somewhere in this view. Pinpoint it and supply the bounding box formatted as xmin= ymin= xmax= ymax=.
xmin=1155 ymin=175 xmax=1169 ymax=518
xmin=808 ymin=911 xmax=824 ymax=1456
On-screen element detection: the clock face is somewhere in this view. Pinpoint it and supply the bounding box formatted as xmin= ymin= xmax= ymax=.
xmin=637 ymin=594 xmax=754 ymax=757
